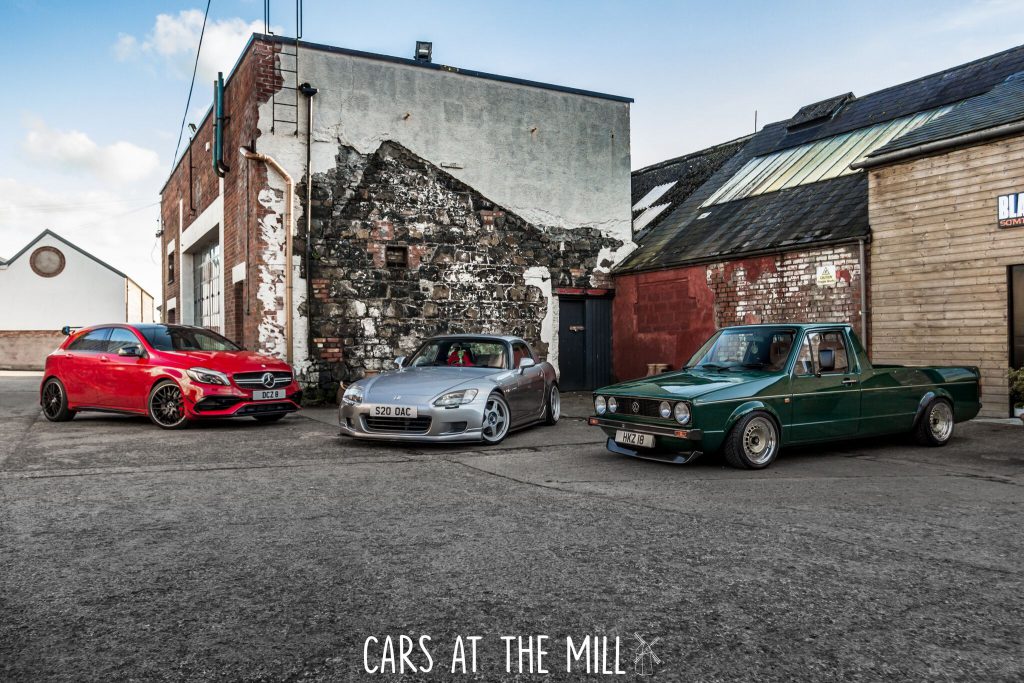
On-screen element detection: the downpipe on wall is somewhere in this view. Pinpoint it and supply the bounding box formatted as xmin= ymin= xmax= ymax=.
xmin=859 ymin=236 xmax=869 ymax=352
xmin=300 ymin=82 xmax=319 ymax=362
xmin=239 ymin=146 xmax=295 ymax=365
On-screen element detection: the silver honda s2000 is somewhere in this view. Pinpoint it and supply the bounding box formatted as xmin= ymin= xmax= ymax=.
xmin=339 ymin=334 xmax=560 ymax=444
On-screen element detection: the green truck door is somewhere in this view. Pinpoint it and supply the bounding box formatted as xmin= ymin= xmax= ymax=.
xmin=788 ymin=330 xmax=861 ymax=442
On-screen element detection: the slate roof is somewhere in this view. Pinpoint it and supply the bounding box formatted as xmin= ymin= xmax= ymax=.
xmin=630 ymin=136 xmax=750 ymax=240
xmin=869 ymin=72 xmax=1024 ymax=157
xmin=616 ymin=43 xmax=1024 ymax=274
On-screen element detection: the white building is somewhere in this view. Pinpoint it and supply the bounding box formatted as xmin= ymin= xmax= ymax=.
xmin=0 ymin=230 xmax=156 ymax=369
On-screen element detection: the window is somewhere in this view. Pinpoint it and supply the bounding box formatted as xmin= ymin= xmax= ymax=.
xmin=68 ymin=328 xmax=112 ymax=353
xmin=107 ymin=328 xmax=141 ymax=353
xmin=30 ymin=246 xmax=65 ymax=278
xmin=512 ymin=342 xmax=533 ymax=368
xmin=687 ymin=328 xmax=796 ymax=372
xmin=408 ymin=338 xmax=508 ymax=369
xmin=795 ymin=331 xmax=850 ymax=376
xmin=167 ymin=252 xmax=175 ymax=284
xmin=192 ymin=240 xmax=221 ymax=330
xmin=139 ymin=325 xmax=241 ymax=352
xmin=385 ymin=245 xmax=409 ymax=268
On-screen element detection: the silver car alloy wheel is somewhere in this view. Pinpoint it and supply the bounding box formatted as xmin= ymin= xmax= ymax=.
xmin=743 ymin=416 xmax=778 ymax=466
xmin=550 ymin=386 xmax=561 ymax=421
xmin=929 ymin=401 xmax=954 ymax=442
xmin=481 ymin=395 xmax=509 ymax=443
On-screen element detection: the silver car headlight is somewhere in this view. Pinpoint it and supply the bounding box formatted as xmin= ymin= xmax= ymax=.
xmin=342 ymin=384 xmax=365 ymax=405
xmin=594 ymin=395 xmax=606 ymax=415
xmin=673 ymin=402 xmax=691 ymax=425
xmin=186 ymin=367 xmax=230 ymax=385
xmin=433 ymin=388 xmax=478 ymax=408
xmin=607 ymin=397 xmax=618 ymax=414
xmin=659 ymin=401 xmax=671 ymax=419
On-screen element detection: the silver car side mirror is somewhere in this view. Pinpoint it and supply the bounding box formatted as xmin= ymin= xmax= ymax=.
xmin=394 ymin=355 xmax=406 ymax=369
xmin=518 ymin=357 xmax=536 ymax=373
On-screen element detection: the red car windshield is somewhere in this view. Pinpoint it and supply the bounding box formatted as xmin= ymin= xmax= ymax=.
xmin=139 ymin=325 xmax=241 ymax=352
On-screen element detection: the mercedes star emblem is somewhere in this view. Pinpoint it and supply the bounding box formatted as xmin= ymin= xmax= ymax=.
xmin=261 ymin=372 xmax=276 ymax=388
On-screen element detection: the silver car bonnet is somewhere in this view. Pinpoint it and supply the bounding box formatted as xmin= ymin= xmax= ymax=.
xmin=360 ymin=366 xmax=505 ymax=402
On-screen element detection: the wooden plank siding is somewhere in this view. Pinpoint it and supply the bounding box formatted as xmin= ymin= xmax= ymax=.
xmin=868 ymin=135 xmax=1024 ymax=417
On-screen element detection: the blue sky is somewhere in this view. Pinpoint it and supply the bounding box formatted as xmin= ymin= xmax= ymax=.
xmin=2 ymin=0 xmax=1022 ymax=295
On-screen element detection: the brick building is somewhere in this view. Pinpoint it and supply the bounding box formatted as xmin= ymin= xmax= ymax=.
xmin=613 ymin=45 xmax=1024 ymax=389
xmin=160 ymin=34 xmax=633 ymax=398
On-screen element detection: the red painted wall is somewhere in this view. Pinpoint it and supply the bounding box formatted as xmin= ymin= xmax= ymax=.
xmin=612 ymin=265 xmax=717 ymax=381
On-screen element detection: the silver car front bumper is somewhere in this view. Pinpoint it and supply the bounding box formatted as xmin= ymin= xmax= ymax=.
xmin=338 ymin=401 xmax=485 ymax=442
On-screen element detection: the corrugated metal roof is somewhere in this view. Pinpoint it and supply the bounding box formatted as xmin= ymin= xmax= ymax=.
xmin=632 ymin=203 xmax=670 ymax=232
xmin=632 ymin=181 xmax=677 ymax=212
xmin=702 ymin=107 xmax=950 ymax=207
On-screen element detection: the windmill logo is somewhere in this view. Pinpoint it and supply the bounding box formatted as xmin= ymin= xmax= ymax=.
xmin=633 ymin=633 xmax=661 ymax=676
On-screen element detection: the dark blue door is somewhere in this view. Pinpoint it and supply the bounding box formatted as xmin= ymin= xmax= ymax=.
xmin=557 ymin=297 xmax=612 ymax=391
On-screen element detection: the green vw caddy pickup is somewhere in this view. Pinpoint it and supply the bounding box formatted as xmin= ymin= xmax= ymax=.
xmin=589 ymin=324 xmax=981 ymax=469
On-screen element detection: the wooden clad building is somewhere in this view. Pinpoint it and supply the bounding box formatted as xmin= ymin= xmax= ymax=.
xmin=859 ymin=73 xmax=1024 ymax=417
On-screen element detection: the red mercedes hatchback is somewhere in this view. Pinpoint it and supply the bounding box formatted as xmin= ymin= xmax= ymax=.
xmin=40 ymin=324 xmax=301 ymax=429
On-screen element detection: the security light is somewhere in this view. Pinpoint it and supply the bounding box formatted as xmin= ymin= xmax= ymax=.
xmin=414 ymin=41 xmax=432 ymax=62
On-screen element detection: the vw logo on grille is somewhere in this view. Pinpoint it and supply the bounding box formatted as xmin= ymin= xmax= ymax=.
xmin=261 ymin=372 xmax=276 ymax=388
xmin=632 ymin=401 xmax=640 ymax=414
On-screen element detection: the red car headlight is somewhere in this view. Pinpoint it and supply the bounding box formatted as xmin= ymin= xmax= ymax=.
xmin=186 ymin=367 xmax=230 ymax=386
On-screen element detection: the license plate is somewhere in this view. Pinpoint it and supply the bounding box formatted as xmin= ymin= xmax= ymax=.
xmin=253 ymin=389 xmax=286 ymax=401
xmin=368 ymin=404 xmax=418 ymax=418
xmin=615 ymin=430 xmax=654 ymax=448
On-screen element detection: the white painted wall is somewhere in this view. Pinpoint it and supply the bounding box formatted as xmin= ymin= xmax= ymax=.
xmin=0 ymin=233 xmax=131 ymax=330
xmin=252 ymin=42 xmax=634 ymax=372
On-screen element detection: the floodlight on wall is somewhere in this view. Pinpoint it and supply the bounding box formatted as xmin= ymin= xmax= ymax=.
xmin=414 ymin=41 xmax=432 ymax=62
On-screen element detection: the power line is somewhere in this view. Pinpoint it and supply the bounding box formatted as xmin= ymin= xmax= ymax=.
xmin=170 ymin=0 xmax=212 ymax=170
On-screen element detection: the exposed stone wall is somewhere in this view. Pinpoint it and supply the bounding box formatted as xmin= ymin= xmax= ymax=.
xmin=302 ymin=141 xmax=623 ymax=390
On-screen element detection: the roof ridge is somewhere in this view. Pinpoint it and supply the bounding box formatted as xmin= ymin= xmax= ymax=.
xmin=845 ymin=42 xmax=1024 ymax=105
xmin=632 ymin=134 xmax=753 ymax=175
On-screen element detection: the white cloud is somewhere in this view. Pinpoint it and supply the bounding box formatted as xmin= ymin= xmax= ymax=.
xmin=21 ymin=119 xmax=161 ymax=185
xmin=113 ymin=33 xmax=137 ymax=61
xmin=0 ymin=178 xmax=161 ymax=295
xmin=115 ymin=9 xmax=267 ymax=86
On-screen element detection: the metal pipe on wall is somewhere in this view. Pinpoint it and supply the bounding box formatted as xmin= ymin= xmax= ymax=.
xmin=300 ymin=82 xmax=318 ymax=360
xmin=239 ymin=146 xmax=295 ymax=364
xmin=859 ymin=237 xmax=869 ymax=353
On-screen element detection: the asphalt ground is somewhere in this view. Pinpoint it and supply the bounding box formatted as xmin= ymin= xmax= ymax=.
xmin=1 ymin=373 xmax=1023 ymax=682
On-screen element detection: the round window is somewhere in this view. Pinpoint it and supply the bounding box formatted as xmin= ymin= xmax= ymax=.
xmin=30 ymin=246 xmax=65 ymax=278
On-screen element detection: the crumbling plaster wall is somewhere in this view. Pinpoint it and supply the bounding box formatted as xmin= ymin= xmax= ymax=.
xmin=253 ymin=42 xmax=633 ymax=385
xmin=304 ymin=141 xmax=622 ymax=387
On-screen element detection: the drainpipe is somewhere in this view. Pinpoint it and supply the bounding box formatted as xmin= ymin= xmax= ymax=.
xmin=858 ymin=237 xmax=869 ymax=353
xmin=299 ymin=82 xmax=319 ymax=360
xmin=239 ymin=146 xmax=295 ymax=365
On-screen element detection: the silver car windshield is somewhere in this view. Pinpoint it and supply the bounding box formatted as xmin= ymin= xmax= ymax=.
xmin=408 ymin=339 xmax=509 ymax=369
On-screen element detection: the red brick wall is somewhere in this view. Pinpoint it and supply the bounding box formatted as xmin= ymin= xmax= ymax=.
xmin=160 ymin=38 xmax=281 ymax=349
xmin=612 ymin=243 xmax=866 ymax=381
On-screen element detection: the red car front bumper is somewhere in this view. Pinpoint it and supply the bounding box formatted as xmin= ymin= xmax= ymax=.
xmin=181 ymin=381 xmax=303 ymax=419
